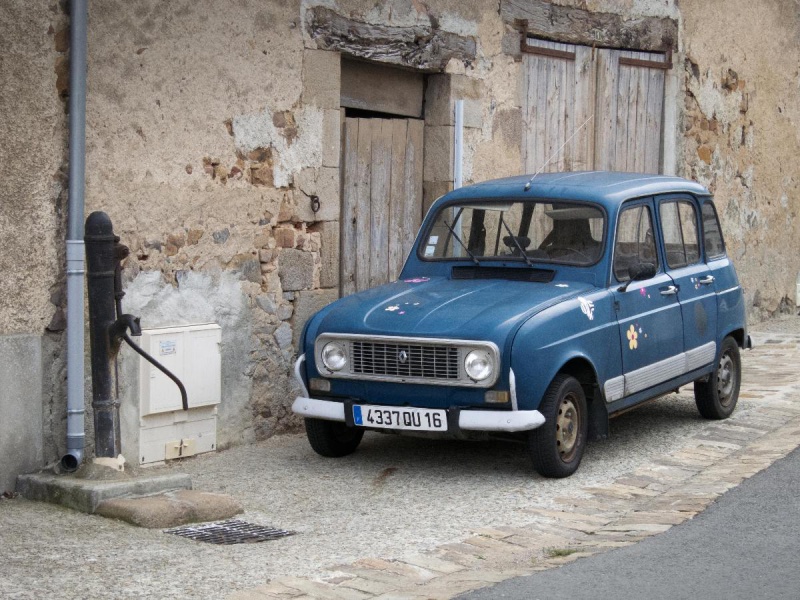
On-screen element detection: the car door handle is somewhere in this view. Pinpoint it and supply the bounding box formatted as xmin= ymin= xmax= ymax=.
xmin=660 ymin=285 xmax=679 ymax=296
xmin=698 ymin=275 xmax=715 ymax=285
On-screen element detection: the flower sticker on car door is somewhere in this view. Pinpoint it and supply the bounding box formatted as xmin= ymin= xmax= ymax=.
xmin=627 ymin=324 xmax=639 ymax=350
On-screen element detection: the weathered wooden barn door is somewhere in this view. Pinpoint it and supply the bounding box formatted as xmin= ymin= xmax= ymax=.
xmin=594 ymin=49 xmax=667 ymax=173
xmin=341 ymin=117 xmax=424 ymax=296
xmin=522 ymin=38 xmax=595 ymax=173
xmin=523 ymin=37 xmax=669 ymax=175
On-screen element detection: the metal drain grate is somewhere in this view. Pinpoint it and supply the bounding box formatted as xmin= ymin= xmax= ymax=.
xmin=165 ymin=519 xmax=296 ymax=545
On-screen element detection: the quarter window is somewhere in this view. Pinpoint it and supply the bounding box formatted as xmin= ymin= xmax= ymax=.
xmin=659 ymin=201 xmax=700 ymax=269
xmin=702 ymin=201 xmax=726 ymax=259
xmin=614 ymin=204 xmax=658 ymax=282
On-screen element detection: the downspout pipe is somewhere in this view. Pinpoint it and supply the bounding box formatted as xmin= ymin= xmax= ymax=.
xmin=61 ymin=0 xmax=88 ymax=472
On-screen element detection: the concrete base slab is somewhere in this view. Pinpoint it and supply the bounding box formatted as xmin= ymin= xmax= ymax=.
xmin=16 ymin=470 xmax=192 ymax=514
xmin=96 ymin=489 xmax=243 ymax=528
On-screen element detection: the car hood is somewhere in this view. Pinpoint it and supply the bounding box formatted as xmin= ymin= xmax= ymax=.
xmin=312 ymin=276 xmax=595 ymax=343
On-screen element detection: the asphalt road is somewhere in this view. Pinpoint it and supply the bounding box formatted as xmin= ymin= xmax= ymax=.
xmin=461 ymin=446 xmax=800 ymax=600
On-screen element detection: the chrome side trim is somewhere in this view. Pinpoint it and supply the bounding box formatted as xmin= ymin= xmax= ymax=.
xmin=458 ymin=409 xmax=545 ymax=432
xmin=604 ymin=376 xmax=625 ymax=402
xmin=605 ymin=341 xmax=718 ymax=402
xmin=509 ymin=368 xmax=519 ymax=410
xmin=293 ymin=354 xmax=309 ymax=398
xmin=314 ymin=333 xmax=500 ymax=388
xmin=625 ymin=353 xmax=686 ymax=396
xmin=291 ymin=397 xmax=345 ymax=421
xmin=685 ymin=342 xmax=716 ymax=372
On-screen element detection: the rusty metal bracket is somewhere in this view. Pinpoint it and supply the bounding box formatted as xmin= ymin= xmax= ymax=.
xmin=619 ymin=49 xmax=672 ymax=70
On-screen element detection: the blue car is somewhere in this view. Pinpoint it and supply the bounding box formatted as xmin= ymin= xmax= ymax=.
xmin=292 ymin=172 xmax=750 ymax=477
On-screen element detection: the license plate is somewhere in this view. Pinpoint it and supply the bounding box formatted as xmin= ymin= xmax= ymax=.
xmin=352 ymin=404 xmax=447 ymax=432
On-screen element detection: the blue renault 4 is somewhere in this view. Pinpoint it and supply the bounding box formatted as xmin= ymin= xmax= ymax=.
xmin=292 ymin=172 xmax=750 ymax=477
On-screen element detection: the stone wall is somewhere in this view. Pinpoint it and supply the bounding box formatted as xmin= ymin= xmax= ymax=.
xmin=680 ymin=0 xmax=800 ymax=321
xmin=2 ymin=0 xmax=799 ymax=481
xmin=0 ymin=2 xmax=69 ymax=490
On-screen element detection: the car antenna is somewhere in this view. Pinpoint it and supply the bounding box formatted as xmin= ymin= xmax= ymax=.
xmin=523 ymin=114 xmax=594 ymax=191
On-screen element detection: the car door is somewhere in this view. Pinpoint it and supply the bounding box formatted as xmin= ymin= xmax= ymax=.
xmin=657 ymin=196 xmax=719 ymax=370
xmin=607 ymin=199 xmax=684 ymax=402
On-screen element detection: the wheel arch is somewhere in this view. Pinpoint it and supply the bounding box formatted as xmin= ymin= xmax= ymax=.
xmin=557 ymin=356 xmax=608 ymax=442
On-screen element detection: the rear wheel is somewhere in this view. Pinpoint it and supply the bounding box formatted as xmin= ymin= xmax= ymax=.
xmin=694 ymin=336 xmax=741 ymax=419
xmin=304 ymin=418 xmax=364 ymax=457
xmin=528 ymin=375 xmax=588 ymax=478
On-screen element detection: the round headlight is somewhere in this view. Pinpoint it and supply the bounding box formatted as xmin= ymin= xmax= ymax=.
xmin=464 ymin=349 xmax=494 ymax=382
xmin=321 ymin=342 xmax=347 ymax=372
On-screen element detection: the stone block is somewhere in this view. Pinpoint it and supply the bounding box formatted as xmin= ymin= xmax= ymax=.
xmin=463 ymin=98 xmax=483 ymax=129
xmin=278 ymin=249 xmax=315 ymax=291
xmin=1 ymin=334 xmax=42 ymax=493
xmin=274 ymin=322 xmax=293 ymax=350
xmin=302 ymin=49 xmax=340 ymax=109
xmin=275 ymin=227 xmax=297 ymax=249
xmin=313 ymin=221 xmax=340 ymax=289
xmin=95 ymin=489 xmax=242 ymax=528
xmin=294 ymin=167 xmax=341 ymax=222
xmin=292 ymin=289 xmax=339 ymax=347
xmin=425 ymin=74 xmax=452 ymax=127
xmin=322 ymin=109 xmax=341 ymax=168
xmin=423 ymin=125 xmax=454 ymax=183
xmin=423 ymin=181 xmax=454 ymax=215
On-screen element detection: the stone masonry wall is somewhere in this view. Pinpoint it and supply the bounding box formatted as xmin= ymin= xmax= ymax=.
xmin=4 ymin=0 xmax=799 ymax=471
xmin=680 ymin=0 xmax=800 ymax=322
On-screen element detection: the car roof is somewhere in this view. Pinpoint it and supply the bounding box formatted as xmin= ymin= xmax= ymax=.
xmin=439 ymin=171 xmax=710 ymax=209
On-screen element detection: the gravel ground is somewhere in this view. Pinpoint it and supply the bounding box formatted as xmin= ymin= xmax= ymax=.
xmin=1 ymin=315 xmax=797 ymax=599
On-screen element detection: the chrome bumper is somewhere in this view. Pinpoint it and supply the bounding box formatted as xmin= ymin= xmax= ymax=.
xmin=291 ymin=397 xmax=545 ymax=433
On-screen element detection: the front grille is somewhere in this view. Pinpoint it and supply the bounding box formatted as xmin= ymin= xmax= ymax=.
xmin=352 ymin=341 xmax=459 ymax=380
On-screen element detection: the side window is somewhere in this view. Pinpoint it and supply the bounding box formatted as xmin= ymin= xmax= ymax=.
xmin=614 ymin=204 xmax=658 ymax=282
xmin=702 ymin=201 xmax=726 ymax=259
xmin=659 ymin=200 xmax=700 ymax=269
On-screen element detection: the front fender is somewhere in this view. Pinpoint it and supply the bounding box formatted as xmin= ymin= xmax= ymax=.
xmin=510 ymin=289 xmax=620 ymax=410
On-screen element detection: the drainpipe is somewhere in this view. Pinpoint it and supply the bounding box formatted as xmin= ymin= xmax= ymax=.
xmin=453 ymin=99 xmax=464 ymax=190
xmin=61 ymin=0 xmax=88 ymax=472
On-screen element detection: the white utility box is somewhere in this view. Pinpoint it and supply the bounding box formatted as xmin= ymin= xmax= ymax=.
xmin=130 ymin=323 xmax=222 ymax=465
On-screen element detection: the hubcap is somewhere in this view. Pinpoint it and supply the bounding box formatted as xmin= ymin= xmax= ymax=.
xmin=555 ymin=394 xmax=580 ymax=461
xmin=717 ymin=351 xmax=736 ymax=406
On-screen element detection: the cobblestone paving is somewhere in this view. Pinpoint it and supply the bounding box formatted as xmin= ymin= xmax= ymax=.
xmin=230 ymin=328 xmax=800 ymax=600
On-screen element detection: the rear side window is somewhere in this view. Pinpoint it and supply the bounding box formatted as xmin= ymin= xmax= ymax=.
xmin=702 ymin=201 xmax=726 ymax=259
xmin=659 ymin=200 xmax=700 ymax=269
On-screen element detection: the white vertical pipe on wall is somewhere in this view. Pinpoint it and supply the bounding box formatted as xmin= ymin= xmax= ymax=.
xmin=62 ymin=0 xmax=88 ymax=471
xmin=454 ymin=100 xmax=464 ymax=190
xmin=452 ymin=100 xmax=464 ymax=256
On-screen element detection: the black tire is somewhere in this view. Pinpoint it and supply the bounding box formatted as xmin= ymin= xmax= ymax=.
xmin=694 ymin=336 xmax=741 ymax=419
xmin=528 ymin=374 xmax=588 ymax=478
xmin=304 ymin=418 xmax=364 ymax=457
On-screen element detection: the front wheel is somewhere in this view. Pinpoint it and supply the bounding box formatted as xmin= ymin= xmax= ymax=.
xmin=527 ymin=374 xmax=588 ymax=478
xmin=304 ymin=418 xmax=364 ymax=457
xmin=694 ymin=336 xmax=741 ymax=419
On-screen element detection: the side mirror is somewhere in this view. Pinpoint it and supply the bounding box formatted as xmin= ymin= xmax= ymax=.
xmin=618 ymin=262 xmax=656 ymax=292
xmin=629 ymin=262 xmax=656 ymax=281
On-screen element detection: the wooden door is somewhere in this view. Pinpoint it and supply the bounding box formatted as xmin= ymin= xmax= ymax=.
xmin=523 ymin=38 xmax=669 ymax=175
xmin=522 ymin=38 xmax=594 ymax=173
xmin=594 ymin=49 xmax=667 ymax=173
xmin=341 ymin=117 xmax=424 ymax=296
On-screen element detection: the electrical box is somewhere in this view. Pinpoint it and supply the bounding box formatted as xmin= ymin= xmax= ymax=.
xmin=128 ymin=323 xmax=222 ymax=465
xmin=139 ymin=324 xmax=222 ymax=415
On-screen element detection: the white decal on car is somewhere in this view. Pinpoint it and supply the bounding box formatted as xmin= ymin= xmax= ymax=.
xmin=578 ymin=297 xmax=594 ymax=321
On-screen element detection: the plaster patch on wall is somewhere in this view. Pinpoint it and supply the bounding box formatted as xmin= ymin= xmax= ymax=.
xmin=232 ymin=107 xmax=324 ymax=188
xmin=121 ymin=270 xmax=257 ymax=446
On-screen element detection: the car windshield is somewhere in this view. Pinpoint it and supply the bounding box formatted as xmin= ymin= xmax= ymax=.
xmin=422 ymin=200 xmax=605 ymax=266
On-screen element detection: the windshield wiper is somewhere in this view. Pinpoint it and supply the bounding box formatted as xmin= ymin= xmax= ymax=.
xmin=443 ymin=220 xmax=480 ymax=266
xmin=498 ymin=215 xmax=534 ymax=266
